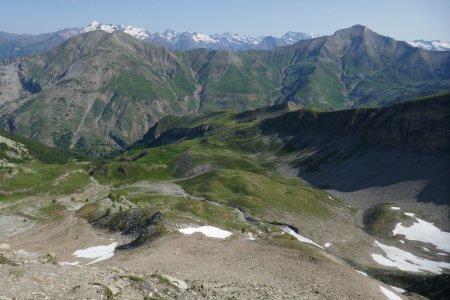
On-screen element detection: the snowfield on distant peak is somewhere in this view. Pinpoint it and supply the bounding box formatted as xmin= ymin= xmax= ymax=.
xmin=192 ymin=33 xmax=217 ymax=43
xmin=178 ymin=226 xmax=232 ymax=239
xmin=407 ymin=40 xmax=450 ymax=51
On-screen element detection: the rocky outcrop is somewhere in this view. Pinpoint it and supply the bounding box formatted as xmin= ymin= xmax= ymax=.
xmin=77 ymin=200 xmax=167 ymax=250
xmin=137 ymin=124 xmax=211 ymax=148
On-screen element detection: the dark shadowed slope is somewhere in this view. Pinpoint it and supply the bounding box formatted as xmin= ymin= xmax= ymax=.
xmin=261 ymin=93 xmax=450 ymax=226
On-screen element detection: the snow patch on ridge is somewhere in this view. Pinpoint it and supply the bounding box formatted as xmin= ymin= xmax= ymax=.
xmin=355 ymin=270 xmax=368 ymax=276
xmin=390 ymin=286 xmax=406 ymax=293
xmin=379 ymin=286 xmax=402 ymax=300
xmin=371 ymin=241 xmax=450 ymax=274
xmin=282 ymin=226 xmax=324 ymax=249
xmin=393 ymin=217 xmax=450 ymax=252
xmin=178 ymin=226 xmax=232 ymax=239
xmin=72 ymin=242 xmax=118 ymax=265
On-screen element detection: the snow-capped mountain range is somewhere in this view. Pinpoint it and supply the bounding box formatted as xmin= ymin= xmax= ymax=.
xmin=78 ymin=21 xmax=321 ymax=51
xmin=407 ymin=39 xmax=450 ymax=51
xmin=81 ymin=21 xmax=149 ymax=40
xmin=0 ymin=21 xmax=448 ymax=60
xmin=78 ymin=21 xmax=450 ymax=52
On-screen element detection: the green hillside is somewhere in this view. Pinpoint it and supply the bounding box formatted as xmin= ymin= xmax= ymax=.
xmin=1 ymin=26 xmax=449 ymax=152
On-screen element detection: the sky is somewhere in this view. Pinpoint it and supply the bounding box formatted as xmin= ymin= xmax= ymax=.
xmin=1 ymin=0 xmax=449 ymax=41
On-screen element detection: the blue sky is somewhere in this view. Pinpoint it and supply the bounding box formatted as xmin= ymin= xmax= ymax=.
xmin=2 ymin=0 xmax=449 ymax=40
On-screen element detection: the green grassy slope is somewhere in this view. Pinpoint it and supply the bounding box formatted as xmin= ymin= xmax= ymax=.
xmin=4 ymin=26 xmax=449 ymax=152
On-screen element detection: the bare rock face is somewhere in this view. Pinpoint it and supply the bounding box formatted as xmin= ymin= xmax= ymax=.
xmin=0 ymin=61 xmax=26 ymax=114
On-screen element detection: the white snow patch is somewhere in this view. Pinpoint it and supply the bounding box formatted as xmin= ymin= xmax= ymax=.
xmin=423 ymin=247 xmax=430 ymax=252
xmin=399 ymin=240 xmax=405 ymax=244
xmin=282 ymin=227 xmax=324 ymax=249
xmin=328 ymin=195 xmax=333 ymax=200
xmin=390 ymin=286 xmax=406 ymax=293
xmin=178 ymin=226 xmax=232 ymax=239
xmin=73 ymin=242 xmax=118 ymax=265
xmin=59 ymin=261 xmax=80 ymax=266
xmin=324 ymin=242 xmax=332 ymax=248
xmin=371 ymin=241 xmax=450 ymax=274
xmin=246 ymin=232 xmax=256 ymax=241
xmin=355 ymin=270 xmax=368 ymax=276
xmin=437 ymin=252 xmax=448 ymax=256
xmin=404 ymin=212 xmax=415 ymax=217
xmin=379 ymin=286 xmax=402 ymax=300
xmin=393 ymin=217 xmax=450 ymax=252
xmin=390 ymin=207 xmax=400 ymax=210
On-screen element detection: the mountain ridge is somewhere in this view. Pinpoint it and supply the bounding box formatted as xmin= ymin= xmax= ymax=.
xmin=2 ymin=21 xmax=449 ymax=60
xmin=1 ymin=26 xmax=449 ymax=151
xmin=0 ymin=21 xmax=320 ymax=59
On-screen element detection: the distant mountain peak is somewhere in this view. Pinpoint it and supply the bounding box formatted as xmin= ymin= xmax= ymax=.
xmin=81 ymin=21 xmax=150 ymax=40
xmin=334 ymin=24 xmax=372 ymax=36
xmin=407 ymin=39 xmax=450 ymax=51
xmin=352 ymin=24 xmax=367 ymax=29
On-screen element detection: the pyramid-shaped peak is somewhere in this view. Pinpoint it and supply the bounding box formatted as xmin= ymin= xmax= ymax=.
xmin=332 ymin=24 xmax=376 ymax=39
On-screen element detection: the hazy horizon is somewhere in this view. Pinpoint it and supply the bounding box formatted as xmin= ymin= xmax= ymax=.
xmin=1 ymin=0 xmax=449 ymax=41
